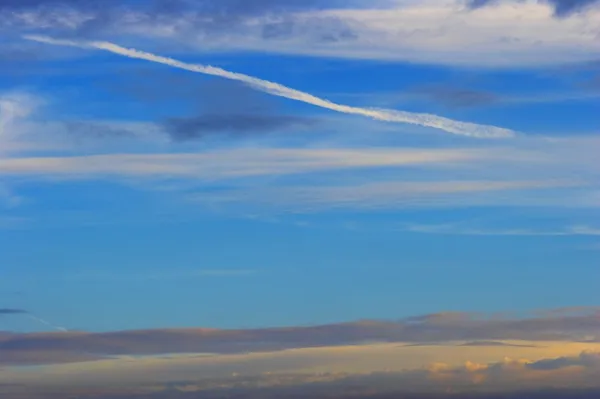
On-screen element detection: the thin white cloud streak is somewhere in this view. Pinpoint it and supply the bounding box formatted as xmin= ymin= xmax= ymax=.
xmin=0 ymin=145 xmax=595 ymax=210
xmin=196 ymin=180 xmax=585 ymax=211
xmin=23 ymin=35 xmax=516 ymax=139
xmin=0 ymin=147 xmax=507 ymax=179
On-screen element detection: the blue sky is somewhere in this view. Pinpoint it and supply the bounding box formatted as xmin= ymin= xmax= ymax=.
xmin=1 ymin=0 xmax=599 ymax=335
xmin=1 ymin=1 xmax=600 ymax=397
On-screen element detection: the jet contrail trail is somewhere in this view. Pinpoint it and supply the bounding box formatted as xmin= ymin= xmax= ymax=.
xmin=29 ymin=314 xmax=69 ymax=332
xmin=24 ymin=35 xmax=516 ymax=139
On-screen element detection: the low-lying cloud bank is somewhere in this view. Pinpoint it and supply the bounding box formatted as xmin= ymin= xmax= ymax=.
xmin=2 ymin=345 xmax=600 ymax=398
xmin=2 ymin=308 xmax=599 ymax=366
xmin=3 ymin=308 xmax=600 ymax=397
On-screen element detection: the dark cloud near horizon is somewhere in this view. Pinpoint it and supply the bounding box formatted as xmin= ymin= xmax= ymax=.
xmin=1 ymin=308 xmax=600 ymax=366
xmin=467 ymin=0 xmax=600 ymax=17
xmin=95 ymin=384 xmax=600 ymax=399
xmin=140 ymin=387 xmax=600 ymax=399
xmin=5 ymin=368 xmax=600 ymax=399
xmin=114 ymin=389 xmax=600 ymax=399
xmin=5 ymin=390 xmax=600 ymax=399
xmin=4 ymin=389 xmax=600 ymax=399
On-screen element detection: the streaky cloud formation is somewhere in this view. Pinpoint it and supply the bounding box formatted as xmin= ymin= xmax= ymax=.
xmin=3 ymin=310 xmax=600 ymax=399
xmin=23 ymin=35 xmax=517 ymax=139
xmin=2 ymin=308 xmax=599 ymax=365
xmin=2 ymin=313 xmax=600 ymax=397
xmin=0 ymin=148 xmax=498 ymax=178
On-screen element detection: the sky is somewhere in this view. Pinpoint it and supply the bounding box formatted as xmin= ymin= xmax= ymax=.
xmin=0 ymin=0 xmax=600 ymax=397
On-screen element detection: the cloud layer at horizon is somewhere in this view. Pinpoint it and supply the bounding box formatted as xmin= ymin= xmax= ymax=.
xmin=2 ymin=308 xmax=600 ymax=398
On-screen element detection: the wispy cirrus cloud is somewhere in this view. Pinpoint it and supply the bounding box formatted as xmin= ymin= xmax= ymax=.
xmin=0 ymin=148 xmax=497 ymax=179
xmin=195 ymin=179 xmax=586 ymax=212
xmin=1 ymin=132 xmax=598 ymax=212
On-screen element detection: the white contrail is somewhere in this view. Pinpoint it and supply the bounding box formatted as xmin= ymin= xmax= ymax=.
xmin=24 ymin=35 xmax=516 ymax=139
xmin=29 ymin=314 xmax=69 ymax=332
